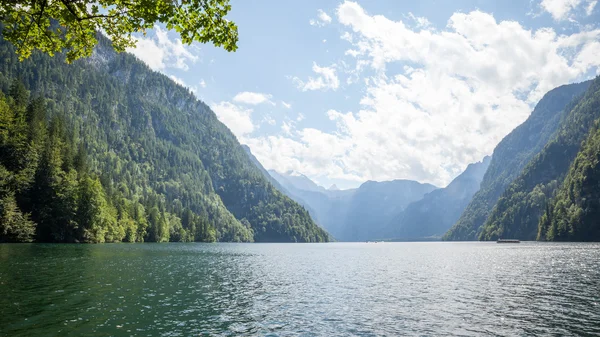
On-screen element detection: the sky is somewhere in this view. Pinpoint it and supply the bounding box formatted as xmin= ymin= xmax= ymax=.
xmin=127 ymin=0 xmax=600 ymax=189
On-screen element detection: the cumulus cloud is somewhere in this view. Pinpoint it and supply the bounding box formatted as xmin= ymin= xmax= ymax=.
xmin=243 ymin=129 xmax=365 ymax=185
xmin=281 ymin=101 xmax=292 ymax=109
xmin=211 ymin=102 xmax=255 ymax=138
xmin=127 ymin=26 xmax=198 ymax=71
xmin=540 ymin=0 xmax=597 ymax=20
xmin=233 ymin=92 xmax=274 ymax=105
xmin=246 ymin=1 xmax=600 ymax=187
xmin=294 ymin=63 xmax=340 ymax=91
xmin=310 ymin=9 xmax=333 ymax=27
xmin=199 ymin=79 xmax=207 ymax=88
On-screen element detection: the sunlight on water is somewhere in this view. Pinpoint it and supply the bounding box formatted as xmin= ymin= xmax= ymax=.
xmin=1 ymin=242 xmax=599 ymax=336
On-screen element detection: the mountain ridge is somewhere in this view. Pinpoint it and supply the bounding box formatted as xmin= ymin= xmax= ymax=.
xmin=443 ymin=80 xmax=592 ymax=241
xmin=0 ymin=31 xmax=329 ymax=243
xmin=479 ymin=76 xmax=600 ymax=241
xmin=386 ymin=156 xmax=492 ymax=240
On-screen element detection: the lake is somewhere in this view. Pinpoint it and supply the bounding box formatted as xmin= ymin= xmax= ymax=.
xmin=1 ymin=242 xmax=599 ymax=336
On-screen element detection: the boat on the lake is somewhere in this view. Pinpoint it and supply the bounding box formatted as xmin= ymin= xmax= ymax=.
xmin=497 ymin=239 xmax=520 ymax=243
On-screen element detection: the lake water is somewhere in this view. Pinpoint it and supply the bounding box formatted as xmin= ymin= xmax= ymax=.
xmin=1 ymin=242 xmax=599 ymax=336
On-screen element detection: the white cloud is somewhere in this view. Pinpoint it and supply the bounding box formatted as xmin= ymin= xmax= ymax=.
xmin=199 ymin=79 xmax=207 ymax=88
xmin=263 ymin=115 xmax=276 ymax=126
xmin=243 ymin=128 xmax=365 ymax=186
xmin=129 ymin=38 xmax=165 ymax=70
xmin=294 ymin=63 xmax=340 ymax=91
xmin=169 ymin=75 xmax=199 ymax=96
xmin=297 ymin=113 xmax=305 ymax=121
xmin=245 ymin=1 xmax=600 ymax=187
xmin=540 ymin=0 xmax=597 ymax=20
xmin=281 ymin=121 xmax=293 ymax=136
xmin=211 ymin=102 xmax=255 ymax=138
xmin=233 ymin=91 xmax=274 ymax=105
xmin=281 ymin=101 xmax=292 ymax=109
xmin=169 ymin=75 xmax=185 ymax=86
xmin=310 ymin=9 xmax=332 ymax=27
xmin=127 ymin=26 xmax=198 ymax=71
xmin=586 ymin=0 xmax=598 ymax=14
xmin=407 ymin=12 xmax=432 ymax=29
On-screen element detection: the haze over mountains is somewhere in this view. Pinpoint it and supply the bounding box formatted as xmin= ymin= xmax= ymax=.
xmin=268 ymin=158 xmax=489 ymax=241
xmin=386 ymin=156 xmax=491 ymax=240
xmin=262 ymin=77 xmax=600 ymax=243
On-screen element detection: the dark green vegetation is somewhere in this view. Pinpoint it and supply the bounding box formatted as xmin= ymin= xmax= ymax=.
xmin=538 ymin=123 xmax=600 ymax=241
xmin=387 ymin=156 xmax=491 ymax=240
xmin=1 ymin=0 xmax=238 ymax=63
xmin=479 ymin=77 xmax=600 ymax=241
xmin=444 ymin=81 xmax=592 ymax=241
xmin=0 ymin=33 xmax=328 ymax=243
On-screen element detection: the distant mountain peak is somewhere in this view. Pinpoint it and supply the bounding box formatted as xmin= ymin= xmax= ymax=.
xmin=328 ymin=184 xmax=339 ymax=191
xmin=284 ymin=170 xmax=307 ymax=178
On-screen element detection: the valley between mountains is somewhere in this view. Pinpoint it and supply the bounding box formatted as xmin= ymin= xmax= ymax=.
xmin=2 ymin=31 xmax=600 ymax=243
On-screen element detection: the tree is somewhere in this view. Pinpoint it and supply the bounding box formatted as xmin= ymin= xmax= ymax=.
xmin=1 ymin=0 xmax=239 ymax=63
xmin=76 ymin=175 xmax=118 ymax=243
xmin=0 ymin=192 xmax=36 ymax=242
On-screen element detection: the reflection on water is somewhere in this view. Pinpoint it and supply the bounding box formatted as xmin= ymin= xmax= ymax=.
xmin=1 ymin=242 xmax=599 ymax=336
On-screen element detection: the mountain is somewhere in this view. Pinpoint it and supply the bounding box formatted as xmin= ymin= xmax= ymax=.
xmin=341 ymin=180 xmax=437 ymax=241
xmin=0 ymin=32 xmax=329 ymax=243
xmin=267 ymin=169 xmax=342 ymax=225
xmin=270 ymin=170 xmax=328 ymax=194
xmin=443 ymin=80 xmax=592 ymax=241
xmin=328 ymin=184 xmax=339 ymax=191
xmin=387 ymin=156 xmax=491 ymax=240
xmin=479 ymin=76 xmax=600 ymax=241
xmin=243 ymin=146 xmax=324 ymax=226
xmin=538 ymin=123 xmax=600 ymax=241
xmin=242 ymin=145 xmax=288 ymax=194
xmin=269 ymin=170 xmax=437 ymax=241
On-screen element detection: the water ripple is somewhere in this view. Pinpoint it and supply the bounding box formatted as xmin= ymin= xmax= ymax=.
xmin=1 ymin=242 xmax=599 ymax=336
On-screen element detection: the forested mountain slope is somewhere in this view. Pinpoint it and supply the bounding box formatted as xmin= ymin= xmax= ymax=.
xmin=479 ymin=76 xmax=600 ymax=241
xmin=387 ymin=156 xmax=491 ymax=240
xmin=443 ymin=80 xmax=591 ymax=240
xmin=0 ymin=33 xmax=329 ymax=243
xmin=538 ymin=123 xmax=600 ymax=241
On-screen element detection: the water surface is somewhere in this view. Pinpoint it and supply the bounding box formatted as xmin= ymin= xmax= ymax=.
xmin=1 ymin=242 xmax=599 ymax=336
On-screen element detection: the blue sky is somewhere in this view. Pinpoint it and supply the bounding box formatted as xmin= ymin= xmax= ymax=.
xmin=128 ymin=0 xmax=600 ymax=189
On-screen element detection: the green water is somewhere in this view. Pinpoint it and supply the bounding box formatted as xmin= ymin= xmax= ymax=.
xmin=1 ymin=242 xmax=599 ymax=336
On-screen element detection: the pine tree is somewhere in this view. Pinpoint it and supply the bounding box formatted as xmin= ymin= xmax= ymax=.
xmin=0 ymin=192 xmax=35 ymax=242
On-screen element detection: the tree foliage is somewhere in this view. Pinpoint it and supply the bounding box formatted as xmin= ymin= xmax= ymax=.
xmin=538 ymin=122 xmax=600 ymax=241
xmin=0 ymin=0 xmax=238 ymax=63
